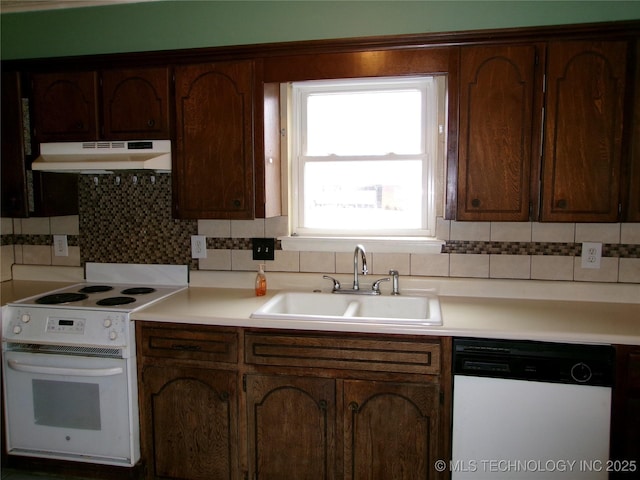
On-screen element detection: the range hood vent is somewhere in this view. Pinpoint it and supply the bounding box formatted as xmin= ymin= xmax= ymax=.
xmin=32 ymin=140 xmax=172 ymax=173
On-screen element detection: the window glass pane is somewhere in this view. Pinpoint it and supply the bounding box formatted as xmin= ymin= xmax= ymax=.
xmin=306 ymin=90 xmax=423 ymax=156
xmin=303 ymin=160 xmax=423 ymax=230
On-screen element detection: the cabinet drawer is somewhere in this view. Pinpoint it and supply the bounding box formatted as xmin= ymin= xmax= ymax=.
xmin=138 ymin=324 xmax=238 ymax=363
xmin=245 ymin=332 xmax=440 ymax=375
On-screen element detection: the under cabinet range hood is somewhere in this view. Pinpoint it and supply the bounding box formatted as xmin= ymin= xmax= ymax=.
xmin=31 ymin=140 xmax=171 ymax=173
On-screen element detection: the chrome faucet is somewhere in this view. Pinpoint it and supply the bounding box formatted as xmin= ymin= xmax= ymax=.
xmin=352 ymin=244 xmax=368 ymax=290
xmin=323 ymin=244 xmax=389 ymax=295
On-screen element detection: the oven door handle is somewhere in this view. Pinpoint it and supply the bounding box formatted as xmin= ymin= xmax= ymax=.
xmin=7 ymin=359 xmax=124 ymax=377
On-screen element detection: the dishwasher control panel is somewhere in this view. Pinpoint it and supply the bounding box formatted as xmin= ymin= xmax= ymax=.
xmin=453 ymin=337 xmax=615 ymax=387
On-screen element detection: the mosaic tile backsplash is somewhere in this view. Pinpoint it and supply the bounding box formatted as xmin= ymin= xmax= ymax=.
xmin=78 ymin=172 xmax=197 ymax=268
xmin=2 ymin=171 xmax=640 ymax=284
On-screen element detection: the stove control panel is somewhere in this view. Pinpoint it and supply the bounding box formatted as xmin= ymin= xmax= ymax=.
xmin=47 ymin=317 xmax=86 ymax=334
xmin=2 ymin=306 xmax=130 ymax=348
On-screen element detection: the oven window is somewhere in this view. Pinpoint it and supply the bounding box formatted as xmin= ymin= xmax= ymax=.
xmin=33 ymin=379 xmax=101 ymax=430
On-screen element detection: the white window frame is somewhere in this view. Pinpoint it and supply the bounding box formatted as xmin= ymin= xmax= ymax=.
xmin=281 ymin=76 xmax=445 ymax=254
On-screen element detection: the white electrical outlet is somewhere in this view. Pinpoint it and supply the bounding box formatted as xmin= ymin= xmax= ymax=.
xmin=191 ymin=235 xmax=207 ymax=259
xmin=581 ymin=242 xmax=602 ymax=269
xmin=53 ymin=234 xmax=69 ymax=257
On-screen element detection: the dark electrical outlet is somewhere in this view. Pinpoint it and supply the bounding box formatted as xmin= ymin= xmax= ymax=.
xmin=252 ymin=238 xmax=275 ymax=261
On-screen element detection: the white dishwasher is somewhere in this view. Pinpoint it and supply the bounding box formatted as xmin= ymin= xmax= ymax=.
xmin=452 ymin=337 xmax=614 ymax=480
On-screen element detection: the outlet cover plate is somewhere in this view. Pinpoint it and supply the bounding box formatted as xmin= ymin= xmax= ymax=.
xmin=253 ymin=238 xmax=275 ymax=261
xmin=581 ymin=242 xmax=602 ymax=269
xmin=53 ymin=234 xmax=68 ymax=257
xmin=191 ymin=235 xmax=207 ymax=259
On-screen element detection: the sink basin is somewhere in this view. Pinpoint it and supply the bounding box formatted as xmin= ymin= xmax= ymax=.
xmin=250 ymin=291 xmax=442 ymax=326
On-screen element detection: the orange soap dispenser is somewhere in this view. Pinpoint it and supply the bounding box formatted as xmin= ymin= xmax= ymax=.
xmin=255 ymin=264 xmax=267 ymax=296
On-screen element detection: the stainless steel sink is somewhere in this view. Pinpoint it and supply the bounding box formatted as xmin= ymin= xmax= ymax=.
xmin=250 ymin=291 xmax=442 ymax=326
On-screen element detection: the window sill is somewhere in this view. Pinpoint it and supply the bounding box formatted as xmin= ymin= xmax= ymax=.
xmin=279 ymin=236 xmax=444 ymax=254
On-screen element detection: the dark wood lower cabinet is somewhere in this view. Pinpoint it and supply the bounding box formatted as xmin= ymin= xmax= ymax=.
xmin=610 ymin=345 xmax=640 ymax=479
xmin=137 ymin=322 xmax=451 ymax=480
xmin=246 ymin=374 xmax=336 ymax=480
xmin=142 ymin=366 xmax=238 ymax=480
xmin=344 ymin=380 xmax=440 ymax=480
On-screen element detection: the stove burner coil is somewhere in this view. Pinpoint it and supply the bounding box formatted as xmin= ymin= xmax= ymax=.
xmin=120 ymin=287 xmax=156 ymax=295
xmin=35 ymin=293 xmax=89 ymax=305
xmin=79 ymin=285 xmax=114 ymax=294
xmin=96 ymin=296 xmax=137 ymax=306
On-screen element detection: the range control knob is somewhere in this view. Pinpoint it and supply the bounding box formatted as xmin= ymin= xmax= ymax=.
xmin=20 ymin=313 xmax=31 ymax=323
xmin=571 ymin=362 xmax=592 ymax=383
xmin=109 ymin=331 xmax=118 ymax=341
xmin=103 ymin=318 xmax=112 ymax=328
xmin=13 ymin=325 xmax=22 ymax=335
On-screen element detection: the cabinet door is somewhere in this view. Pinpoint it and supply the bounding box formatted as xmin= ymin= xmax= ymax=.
xmin=174 ymin=61 xmax=255 ymax=219
xmin=457 ymin=45 xmax=540 ymax=221
xmin=31 ymin=71 xmax=99 ymax=142
xmin=246 ymin=374 xmax=336 ymax=480
xmin=141 ymin=365 xmax=239 ymax=480
xmin=102 ymin=67 xmax=170 ymax=140
xmin=541 ymin=40 xmax=627 ymax=222
xmin=626 ymin=39 xmax=640 ymax=222
xmin=344 ymin=380 xmax=441 ymax=480
xmin=1 ymin=71 xmax=29 ymax=217
xmin=610 ymin=345 xmax=640 ymax=479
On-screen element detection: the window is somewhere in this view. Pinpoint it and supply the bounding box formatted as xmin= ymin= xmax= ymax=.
xmin=288 ymin=76 xmax=445 ymax=246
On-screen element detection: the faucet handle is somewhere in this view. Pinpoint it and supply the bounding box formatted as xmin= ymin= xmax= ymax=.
xmin=371 ymin=277 xmax=390 ymax=293
xmin=323 ymin=275 xmax=341 ymax=292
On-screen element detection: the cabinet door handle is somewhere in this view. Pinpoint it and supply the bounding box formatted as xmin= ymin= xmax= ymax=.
xmin=348 ymin=401 xmax=359 ymax=412
xmin=471 ymin=198 xmax=481 ymax=208
xmin=556 ymin=199 xmax=567 ymax=209
xmin=147 ymin=119 xmax=155 ymax=127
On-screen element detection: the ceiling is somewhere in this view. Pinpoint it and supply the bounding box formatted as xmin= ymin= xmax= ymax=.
xmin=0 ymin=0 xmax=156 ymax=13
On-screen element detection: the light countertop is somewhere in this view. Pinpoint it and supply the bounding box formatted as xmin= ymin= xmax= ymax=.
xmin=132 ymin=286 xmax=640 ymax=346
xmin=2 ymin=274 xmax=639 ymax=346
xmin=1 ymin=280 xmax=76 ymax=305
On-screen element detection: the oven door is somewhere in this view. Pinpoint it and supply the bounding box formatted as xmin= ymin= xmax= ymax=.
xmin=3 ymin=350 xmax=134 ymax=465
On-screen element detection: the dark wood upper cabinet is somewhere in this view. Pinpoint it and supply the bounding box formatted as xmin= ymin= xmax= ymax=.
xmin=540 ymin=40 xmax=628 ymax=222
xmin=455 ymin=39 xmax=633 ymax=223
xmin=31 ymin=71 xmax=99 ymax=142
xmin=456 ymin=45 xmax=542 ymax=221
xmin=31 ymin=68 xmax=170 ymax=143
xmin=2 ymin=71 xmax=78 ymax=218
xmin=1 ymin=71 xmax=29 ymax=217
xmin=6 ymin=21 xmax=638 ymax=222
xmin=625 ymin=39 xmax=640 ymax=222
xmin=101 ymin=67 xmax=170 ymax=140
xmin=173 ymin=61 xmax=255 ymax=219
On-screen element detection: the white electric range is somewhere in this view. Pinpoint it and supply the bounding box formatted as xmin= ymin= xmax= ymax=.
xmin=1 ymin=262 xmax=188 ymax=467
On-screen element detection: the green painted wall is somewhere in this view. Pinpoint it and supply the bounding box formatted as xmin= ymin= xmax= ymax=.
xmin=2 ymin=0 xmax=640 ymax=60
